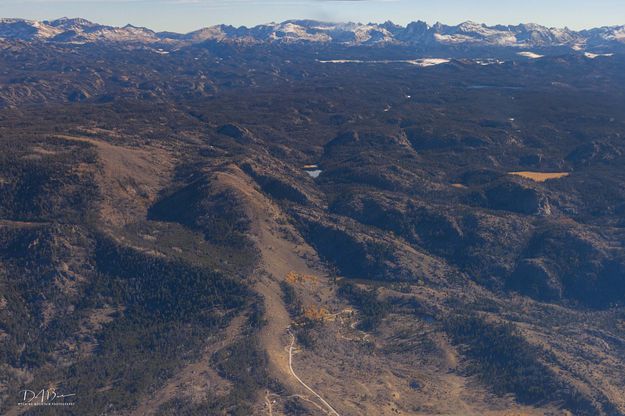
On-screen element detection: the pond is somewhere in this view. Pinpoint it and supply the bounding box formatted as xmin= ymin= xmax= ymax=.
xmin=303 ymin=164 xmax=322 ymax=178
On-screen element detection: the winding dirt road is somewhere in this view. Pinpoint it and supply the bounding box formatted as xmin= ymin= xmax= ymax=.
xmin=287 ymin=329 xmax=341 ymax=416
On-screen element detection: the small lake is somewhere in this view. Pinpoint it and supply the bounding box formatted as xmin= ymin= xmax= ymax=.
xmin=303 ymin=164 xmax=322 ymax=178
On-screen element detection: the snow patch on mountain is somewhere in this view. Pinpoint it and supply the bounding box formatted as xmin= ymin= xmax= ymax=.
xmin=584 ymin=52 xmax=614 ymax=59
xmin=517 ymin=51 xmax=544 ymax=59
xmin=317 ymin=58 xmax=450 ymax=67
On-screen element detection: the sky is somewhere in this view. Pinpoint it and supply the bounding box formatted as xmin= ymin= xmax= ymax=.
xmin=1 ymin=0 xmax=624 ymax=33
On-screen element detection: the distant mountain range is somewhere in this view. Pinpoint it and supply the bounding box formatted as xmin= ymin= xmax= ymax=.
xmin=0 ymin=17 xmax=624 ymax=52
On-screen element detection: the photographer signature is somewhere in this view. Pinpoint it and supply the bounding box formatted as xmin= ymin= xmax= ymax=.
xmin=18 ymin=388 xmax=76 ymax=406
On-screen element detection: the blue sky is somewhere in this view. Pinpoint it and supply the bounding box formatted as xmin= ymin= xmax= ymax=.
xmin=2 ymin=0 xmax=624 ymax=32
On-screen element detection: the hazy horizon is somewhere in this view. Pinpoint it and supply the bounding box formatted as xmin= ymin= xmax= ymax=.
xmin=1 ymin=0 xmax=624 ymax=33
